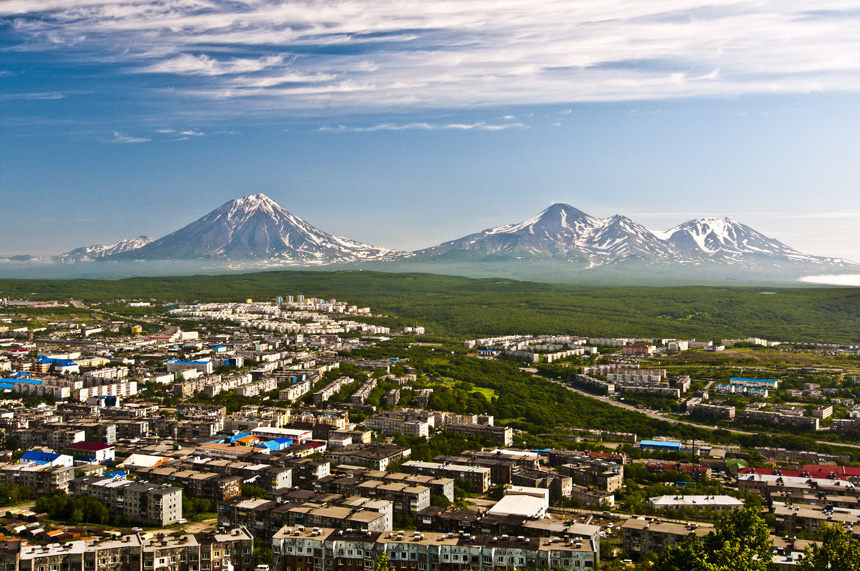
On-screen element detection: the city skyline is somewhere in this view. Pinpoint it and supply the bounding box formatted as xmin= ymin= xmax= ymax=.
xmin=3 ymin=1 xmax=860 ymax=263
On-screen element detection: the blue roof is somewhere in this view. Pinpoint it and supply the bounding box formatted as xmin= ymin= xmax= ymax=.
xmin=0 ymin=378 xmax=42 ymax=385
xmin=731 ymin=377 xmax=778 ymax=384
xmin=20 ymin=451 xmax=61 ymax=463
xmin=104 ymin=470 xmax=127 ymax=478
xmin=641 ymin=440 xmax=682 ymax=449
xmin=256 ymin=441 xmax=281 ymax=451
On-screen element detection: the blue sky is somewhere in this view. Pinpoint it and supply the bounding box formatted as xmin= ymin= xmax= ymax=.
xmin=3 ymin=1 xmax=860 ymax=261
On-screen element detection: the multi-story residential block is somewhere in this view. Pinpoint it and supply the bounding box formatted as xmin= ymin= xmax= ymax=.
xmin=569 ymin=484 xmax=614 ymax=508
xmin=12 ymin=427 xmax=85 ymax=452
xmin=401 ymin=461 xmax=492 ymax=493
xmin=443 ymin=424 xmax=512 ymax=446
xmin=648 ymin=495 xmax=744 ymax=513
xmin=218 ymin=495 xmax=392 ymax=540
xmin=511 ymin=468 xmax=572 ymax=502
xmin=325 ymin=444 xmax=411 ymax=471
xmin=130 ymin=466 xmax=242 ymax=505
xmin=70 ymin=476 xmax=183 ymax=526
xmin=742 ymin=409 xmax=819 ymax=430
xmin=774 ymin=502 xmax=860 ymax=534
xmin=621 ymin=518 xmax=712 ymax=560
xmin=272 ymin=527 xmax=600 ymax=571
xmin=365 ymin=414 xmax=430 ymax=438
xmin=384 ymin=389 xmax=400 ymax=407
xmin=312 ymin=377 xmax=353 ymax=404
xmin=0 ymin=462 xmax=75 ymax=494
xmin=348 ymin=378 xmax=378 ymax=405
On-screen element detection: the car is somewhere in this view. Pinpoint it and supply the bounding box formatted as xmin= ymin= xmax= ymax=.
xmin=132 ymin=527 xmax=142 ymax=532
xmin=176 ymin=519 xmax=187 ymax=524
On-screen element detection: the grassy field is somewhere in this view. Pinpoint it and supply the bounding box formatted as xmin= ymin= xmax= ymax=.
xmin=470 ymin=386 xmax=498 ymax=400
xmin=2 ymin=270 xmax=860 ymax=343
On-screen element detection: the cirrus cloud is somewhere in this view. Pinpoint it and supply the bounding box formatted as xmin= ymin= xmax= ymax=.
xmin=4 ymin=0 xmax=860 ymax=121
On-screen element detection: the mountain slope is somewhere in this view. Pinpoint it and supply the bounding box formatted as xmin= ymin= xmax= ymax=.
xmin=57 ymin=236 xmax=153 ymax=263
xmin=414 ymin=205 xmax=858 ymax=272
xmin=119 ymin=194 xmax=400 ymax=263
xmin=416 ymin=203 xmax=675 ymax=265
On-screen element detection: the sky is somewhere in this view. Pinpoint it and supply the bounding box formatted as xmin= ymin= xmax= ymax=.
xmin=3 ymin=1 xmax=860 ymax=262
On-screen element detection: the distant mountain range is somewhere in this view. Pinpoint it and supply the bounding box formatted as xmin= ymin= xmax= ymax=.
xmin=58 ymin=236 xmax=153 ymax=263
xmin=7 ymin=194 xmax=854 ymax=283
xmin=415 ymin=202 xmax=846 ymax=268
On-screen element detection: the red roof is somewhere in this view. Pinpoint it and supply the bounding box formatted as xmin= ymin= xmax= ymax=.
xmin=738 ymin=467 xmax=850 ymax=481
xmin=65 ymin=442 xmax=113 ymax=451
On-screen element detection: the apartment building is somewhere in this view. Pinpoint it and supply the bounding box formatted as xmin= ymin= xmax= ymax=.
xmin=325 ymin=444 xmax=411 ymax=471
xmin=70 ymin=476 xmax=183 ymax=526
xmin=621 ymin=518 xmax=712 ymax=560
xmin=312 ymin=377 xmax=353 ymax=404
xmin=364 ymin=414 xmax=430 ymax=438
xmin=218 ymin=496 xmax=392 ymax=540
xmin=0 ymin=463 xmax=75 ymax=494
xmin=442 ymin=424 xmax=512 ymax=446
xmin=401 ymin=461 xmax=492 ymax=493
xmin=272 ymin=527 xmax=599 ymax=571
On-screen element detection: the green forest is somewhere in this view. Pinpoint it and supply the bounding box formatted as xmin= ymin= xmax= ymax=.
xmin=2 ymin=270 xmax=860 ymax=343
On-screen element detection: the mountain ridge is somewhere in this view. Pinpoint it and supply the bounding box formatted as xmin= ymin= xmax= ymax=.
xmin=41 ymin=197 xmax=859 ymax=279
xmin=111 ymin=194 xmax=403 ymax=264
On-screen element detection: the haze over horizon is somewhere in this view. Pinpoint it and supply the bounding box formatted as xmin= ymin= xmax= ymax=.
xmin=3 ymin=1 xmax=860 ymax=263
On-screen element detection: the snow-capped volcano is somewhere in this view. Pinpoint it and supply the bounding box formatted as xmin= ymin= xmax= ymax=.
xmin=415 ymin=204 xmax=858 ymax=271
xmin=416 ymin=203 xmax=674 ymax=263
xmin=663 ymin=217 xmax=801 ymax=257
xmin=57 ymin=236 xmax=153 ymax=263
xmin=115 ymin=194 xmax=401 ymax=263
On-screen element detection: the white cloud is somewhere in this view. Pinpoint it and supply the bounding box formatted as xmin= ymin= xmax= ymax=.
xmin=111 ymin=131 xmax=150 ymax=143
xmin=318 ymin=121 xmax=526 ymax=132
xmin=6 ymin=1 xmax=860 ymax=116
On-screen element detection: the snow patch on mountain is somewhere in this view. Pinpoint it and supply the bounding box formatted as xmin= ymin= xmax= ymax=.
xmin=118 ymin=194 xmax=403 ymax=263
xmin=416 ymin=204 xmax=859 ymax=271
xmin=58 ymin=236 xmax=153 ymax=263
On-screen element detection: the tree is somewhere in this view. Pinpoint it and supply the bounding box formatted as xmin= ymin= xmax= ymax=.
xmin=241 ymin=483 xmax=269 ymax=499
xmin=374 ymin=554 xmax=393 ymax=571
xmin=797 ymin=523 xmax=860 ymax=571
xmin=652 ymin=508 xmax=772 ymax=571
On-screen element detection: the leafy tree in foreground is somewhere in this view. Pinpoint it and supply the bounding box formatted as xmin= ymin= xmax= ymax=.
xmin=651 ymin=508 xmax=771 ymax=571
xmin=373 ymin=554 xmax=393 ymax=571
xmin=797 ymin=523 xmax=860 ymax=571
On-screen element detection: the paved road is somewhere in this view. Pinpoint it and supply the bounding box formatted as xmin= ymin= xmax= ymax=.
xmin=545 ymin=376 xmax=860 ymax=451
